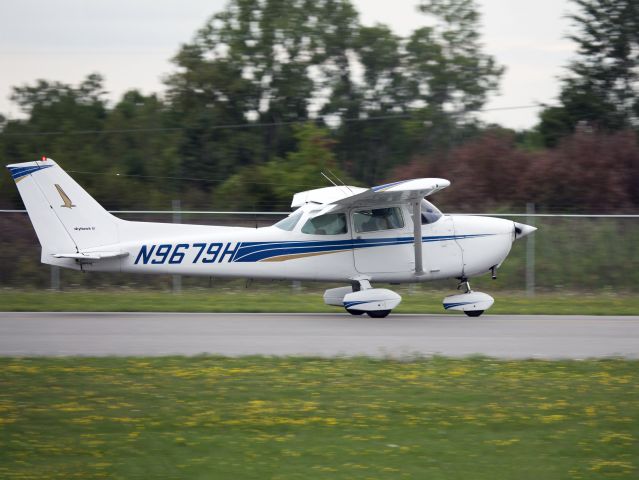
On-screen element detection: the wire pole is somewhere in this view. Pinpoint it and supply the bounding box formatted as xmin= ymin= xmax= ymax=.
xmin=526 ymin=203 xmax=536 ymax=297
xmin=50 ymin=266 xmax=60 ymax=292
xmin=172 ymin=200 xmax=182 ymax=294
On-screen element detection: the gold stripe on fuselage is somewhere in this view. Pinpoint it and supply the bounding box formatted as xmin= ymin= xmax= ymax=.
xmin=259 ymin=249 xmax=350 ymax=262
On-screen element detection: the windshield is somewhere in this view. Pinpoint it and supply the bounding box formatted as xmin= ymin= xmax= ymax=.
xmin=420 ymin=199 xmax=442 ymax=224
xmin=273 ymin=210 xmax=303 ymax=231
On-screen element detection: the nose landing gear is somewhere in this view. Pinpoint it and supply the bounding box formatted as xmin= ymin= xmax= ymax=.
xmin=443 ymin=278 xmax=494 ymax=317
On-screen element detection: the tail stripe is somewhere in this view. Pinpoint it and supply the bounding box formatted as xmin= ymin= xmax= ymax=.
xmin=9 ymin=164 xmax=53 ymax=180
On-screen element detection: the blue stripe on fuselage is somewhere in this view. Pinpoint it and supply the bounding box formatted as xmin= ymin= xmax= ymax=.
xmin=232 ymin=234 xmax=493 ymax=262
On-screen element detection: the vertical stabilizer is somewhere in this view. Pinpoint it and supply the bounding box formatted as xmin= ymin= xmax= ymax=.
xmin=7 ymin=158 xmax=120 ymax=262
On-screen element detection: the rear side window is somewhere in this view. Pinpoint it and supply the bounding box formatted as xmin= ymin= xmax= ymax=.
xmin=301 ymin=213 xmax=348 ymax=235
xmin=353 ymin=207 xmax=404 ymax=233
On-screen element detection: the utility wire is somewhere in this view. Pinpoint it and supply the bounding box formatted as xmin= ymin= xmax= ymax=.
xmin=66 ymin=170 xmax=322 ymax=188
xmin=1 ymin=209 xmax=637 ymax=218
xmin=1 ymin=104 xmax=552 ymax=138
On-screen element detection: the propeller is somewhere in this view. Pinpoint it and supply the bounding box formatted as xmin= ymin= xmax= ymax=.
xmin=514 ymin=222 xmax=537 ymax=240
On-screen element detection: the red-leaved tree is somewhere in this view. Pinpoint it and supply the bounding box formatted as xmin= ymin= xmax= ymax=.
xmin=388 ymin=128 xmax=639 ymax=213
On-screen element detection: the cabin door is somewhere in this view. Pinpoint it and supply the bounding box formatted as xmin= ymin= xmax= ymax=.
xmin=351 ymin=206 xmax=414 ymax=274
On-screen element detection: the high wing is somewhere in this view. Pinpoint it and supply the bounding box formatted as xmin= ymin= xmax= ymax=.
xmin=309 ymin=178 xmax=450 ymax=217
xmin=330 ymin=178 xmax=450 ymax=209
xmin=292 ymin=178 xmax=450 ymax=212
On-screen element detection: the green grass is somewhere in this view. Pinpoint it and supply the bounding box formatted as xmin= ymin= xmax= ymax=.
xmin=1 ymin=356 xmax=637 ymax=479
xmin=0 ymin=289 xmax=638 ymax=315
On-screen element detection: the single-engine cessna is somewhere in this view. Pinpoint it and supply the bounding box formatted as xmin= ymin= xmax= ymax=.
xmin=7 ymin=157 xmax=536 ymax=317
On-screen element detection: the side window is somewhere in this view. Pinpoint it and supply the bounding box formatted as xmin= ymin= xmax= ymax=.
xmin=273 ymin=211 xmax=303 ymax=231
xmin=353 ymin=207 xmax=404 ymax=233
xmin=301 ymin=213 xmax=348 ymax=235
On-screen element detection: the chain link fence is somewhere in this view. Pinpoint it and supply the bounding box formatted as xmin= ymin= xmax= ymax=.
xmin=1 ymin=208 xmax=637 ymax=293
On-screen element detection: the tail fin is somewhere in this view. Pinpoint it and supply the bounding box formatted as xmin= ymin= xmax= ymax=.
xmin=7 ymin=158 xmax=120 ymax=263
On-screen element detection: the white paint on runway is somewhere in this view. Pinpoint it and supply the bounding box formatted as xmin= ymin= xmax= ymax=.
xmin=0 ymin=312 xmax=638 ymax=359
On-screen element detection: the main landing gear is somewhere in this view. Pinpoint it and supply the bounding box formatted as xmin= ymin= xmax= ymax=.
xmin=442 ymin=278 xmax=494 ymax=317
xmin=323 ymin=277 xmax=402 ymax=318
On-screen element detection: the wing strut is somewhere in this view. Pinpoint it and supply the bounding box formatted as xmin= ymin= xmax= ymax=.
xmin=412 ymin=200 xmax=424 ymax=275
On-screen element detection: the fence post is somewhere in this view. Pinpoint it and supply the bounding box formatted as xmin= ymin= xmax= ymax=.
xmin=50 ymin=266 xmax=60 ymax=291
xmin=526 ymin=202 xmax=536 ymax=297
xmin=172 ymin=200 xmax=182 ymax=294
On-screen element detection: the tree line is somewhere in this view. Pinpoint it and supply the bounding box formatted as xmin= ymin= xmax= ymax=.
xmin=1 ymin=0 xmax=638 ymax=214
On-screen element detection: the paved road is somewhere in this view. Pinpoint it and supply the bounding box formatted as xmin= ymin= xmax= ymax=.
xmin=0 ymin=312 xmax=637 ymax=359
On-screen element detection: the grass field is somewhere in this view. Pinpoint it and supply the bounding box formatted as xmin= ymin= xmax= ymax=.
xmin=1 ymin=356 xmax=637 ymax=479
xmin=0 ymin=289 xmax=638 ymax=315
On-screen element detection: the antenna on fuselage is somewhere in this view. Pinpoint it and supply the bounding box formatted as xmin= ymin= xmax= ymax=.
xmin=320 ymin=171 xmax=338 ymax=187
xmin=326 ymin=169 xmax=353 ymax=193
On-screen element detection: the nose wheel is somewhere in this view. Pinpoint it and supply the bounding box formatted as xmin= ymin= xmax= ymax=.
xmin=444 ymin=279 xmax=494 ymax=317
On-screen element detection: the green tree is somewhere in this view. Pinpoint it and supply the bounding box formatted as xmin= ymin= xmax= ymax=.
xmin=538 ymin=0 xmax=639 ymax=146
xmin=333 ymin=0 xmax=502 ymax=183
xmin=164 ymin=0 xmax=503 ymax=189
xmin=97 ymin=90 xmax=180 ymax=209
xmin=0 ymin=74 xmax=109 ymax=207
xmin=165 ymin=0 xmax=360 ymax=183
xmin=329 ymin=24 xmax=412 ymax=184
xmin=414 ymin=0 xmax=503 ymax=116
xmin=216 ymin=123 xmax=350 ymax=210
xmin=0 ymin=77 xmax=181 ymax=210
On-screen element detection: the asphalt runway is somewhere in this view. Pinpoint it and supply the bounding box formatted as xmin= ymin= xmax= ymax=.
xmin=1 ymin=312 xmax=638 ymax=359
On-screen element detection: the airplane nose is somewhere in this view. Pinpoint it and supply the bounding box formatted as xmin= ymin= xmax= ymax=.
xmin=513 ymin=222 xmax=537 ymax=240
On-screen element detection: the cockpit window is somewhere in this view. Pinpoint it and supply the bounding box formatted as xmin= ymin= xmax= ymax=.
xmin=419 ymin=199 xmax=443 ymax=224
xmin=274 ymin=211 xmax=303 ymax=231
xmin=301 ymin=213 xmax=348 ymax=235
xmin=353 ymin=207 xmax=404 ymax=233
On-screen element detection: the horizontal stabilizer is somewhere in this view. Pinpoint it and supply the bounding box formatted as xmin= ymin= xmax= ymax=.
xmin=53 ymin=251 xmax=129 ymax=261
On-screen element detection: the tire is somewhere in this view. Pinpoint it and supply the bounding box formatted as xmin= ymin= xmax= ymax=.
xmin=346 ymin=309 xmax=365 ymax=316
xmin=367 ymin=310 xmax=391 ymax=318
xmin=464 ymin=310 xmax=484 ymax=317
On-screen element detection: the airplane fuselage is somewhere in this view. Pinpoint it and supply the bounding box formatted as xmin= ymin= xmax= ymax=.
xmin=62 ymin=208 xmax=516 ymax=284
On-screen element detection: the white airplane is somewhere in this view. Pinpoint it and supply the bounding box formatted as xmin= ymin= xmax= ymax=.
xmin=7 ymin=157 xmax=536 ymax=317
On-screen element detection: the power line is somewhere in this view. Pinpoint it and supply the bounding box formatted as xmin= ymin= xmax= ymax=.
xmin=1 ymin=104 xmax=551 ymax=138
xmin=66 ymin=170 xmax=323 ymax=189
xmin=1 ymin=209 xmax=637 ymax=218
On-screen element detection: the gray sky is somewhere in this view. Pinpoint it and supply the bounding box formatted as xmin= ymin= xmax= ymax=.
xmin=0 ymin=0 xmax=577 ymax=129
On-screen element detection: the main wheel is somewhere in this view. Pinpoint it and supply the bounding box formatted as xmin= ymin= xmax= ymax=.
xmin=367 ymin=310 xmax=391 ymax=318
xmin=346 ymin=309 xmax=365 ymax=316
xmin=464 ymin=310 xmax=484 ymax=317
